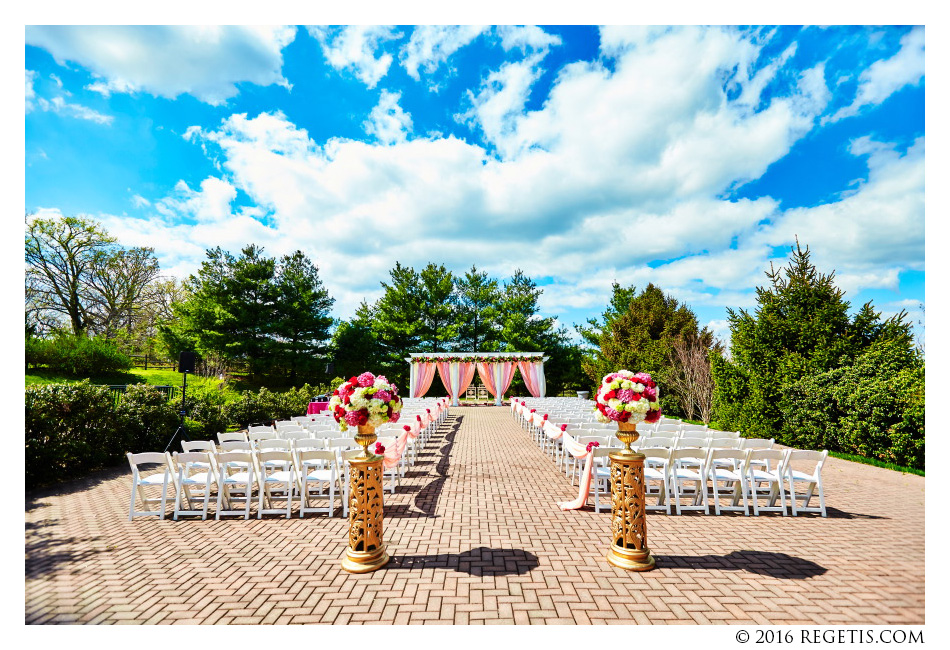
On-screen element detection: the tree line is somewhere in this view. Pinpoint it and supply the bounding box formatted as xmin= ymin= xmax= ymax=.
xmin=26 ymin=213 xmax=923 ymax=468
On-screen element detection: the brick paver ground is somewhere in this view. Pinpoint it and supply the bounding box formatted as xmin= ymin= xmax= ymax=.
xmin=25 ymin=406 xmax=925 ymax=624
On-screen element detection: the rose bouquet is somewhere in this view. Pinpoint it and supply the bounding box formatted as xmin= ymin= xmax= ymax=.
xmin=328 ymin=372 xmax=403 ymax=431
xmin=593 ymin=370 xmax=661 ymax=425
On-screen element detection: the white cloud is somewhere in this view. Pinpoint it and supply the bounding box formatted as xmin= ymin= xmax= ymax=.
xmin=401 ymin=25 xmax=489 ymax=82
xmin=26 ymin=25 xmax=296 ymax=105
xmin=496 ymin=25 xmax=562 ymax=53
xmin=308 ymin=25 xmax=401 ymax=89
xmin=62 ymin=27 xmax=921 ymax=324
xmin=27 ymin=73 xmax=114 ymax=125
xmin=25 ymin=70 xmax=36 ymax=111
xmin=131 ymin=194 xmax=151 ymax=209
xmin=826 ymin=26 xmax=924 ymax=123
xmin=363 ymin=90 xmax=413 ymax=144
xmin=458 ymin=54 xmax=546 ymax=157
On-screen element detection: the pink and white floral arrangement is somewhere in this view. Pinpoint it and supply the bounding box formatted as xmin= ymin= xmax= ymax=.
xmin=594 ymin=370 xmax=661 ymax=424
xmin=329 ymin=372 xmax=403 ymax=431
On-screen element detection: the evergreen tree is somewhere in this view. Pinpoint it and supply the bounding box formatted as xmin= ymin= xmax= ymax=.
xmin=330 ymin=302 xmax=383 ymax=384
xmin=583 ymin=283 xmax=713 ymax=416
xmin=372 ymin=262 xmax=423 ymax=388
xmin=273 ymin=251 xmax=335 ymax=383
xmin=455 ymin=265 xmax=502 ymax=352
xmin=499 ymin=270 xmax=554 ymax=352
xmin=417 ymin=263 xmax=457 ymax=351
xmin=713 ymin=242 xmax=915 ymax=438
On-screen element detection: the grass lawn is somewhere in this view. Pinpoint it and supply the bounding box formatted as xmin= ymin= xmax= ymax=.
xmin=26 ymin=367 xmax=221 ymax=390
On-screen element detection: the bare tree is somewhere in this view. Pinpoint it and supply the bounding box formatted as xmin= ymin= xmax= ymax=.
xmin=666 ymin=335 xmax=718 ymax=424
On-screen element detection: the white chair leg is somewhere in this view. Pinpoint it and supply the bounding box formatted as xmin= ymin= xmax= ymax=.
xmin=128 ymin=470 xmax=138 ymax=521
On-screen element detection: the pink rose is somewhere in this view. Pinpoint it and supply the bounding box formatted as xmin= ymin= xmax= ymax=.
xmin=645 ymin=408 xmax=661 ymax=424
xmin=374 ymin=442 xmax=386 ymax=454
xmin=643 ymin=387 xmax=657 ymax=401
xmin=617 ymin=389 xmax=636 ymax=402
xmin=586 ymin=441 xmax=600 ymax=452
xmin=374 ymin=390 xmax=392 ymax=402
xmin=604 ymin=407 xmax=622 ymax=420
xmin=388 ymin=413 xmax=400 ymax=423
xmin=344 ymin=411 xmax=362 ymax=426
xmin=403 ymin=425 xmax=411 ymax=431
xmin=560 ymin=424 xmax=568 ymax=431
xmin=357 ymin=372 xmax=375 ymax=387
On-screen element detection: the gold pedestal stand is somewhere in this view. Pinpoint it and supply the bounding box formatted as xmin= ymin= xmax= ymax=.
xmin=341 ymin=424 xmax=390 ymax=573
xmin=606 ymin=422 xmax=656 ymax=572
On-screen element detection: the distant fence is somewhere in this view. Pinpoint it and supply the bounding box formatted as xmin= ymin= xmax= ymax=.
xmin=97 ymin=384 xmax=181 ymax=407
xmin=130 ymin=355 xmax=176 ymax=371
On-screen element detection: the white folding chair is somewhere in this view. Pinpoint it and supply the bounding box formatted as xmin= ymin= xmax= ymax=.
xmin=376 ymin=436 xmax=398 ymax=493
xmin=667 ymin=448 xmax=709 ymax=514
xmin=215 ymin=451 xmax=257 ymax=519
xmin=257 ymin=450 xmax=296 ymax=518
xmin=171 ymin=451 xmax=218 ymax=520
xmin=745 ymin=449 xmax=789 ymax=516
xmin=217 ymin=431 xmax=248 ymax=445
xmin=785 ymin=450 xmax=828 ymax=517
xmin=248 ymin=430 xmax=277 ymax=447
xmin=248 ymin=425 xmax=275 ymax=434
xmin=181 ymin=440 xmax=214 ymax=470
xmin=127 ymin=452 xmax=173 ymax=520
xmin=296 ymin=449 xmax=340 ymax=517
xmin=280 ymin=430 xmax=308 ymax=442
xmin=706 ymin=449 xmax=749 ymax=515
xmin=591 ymin=447 xmax=621 ymax=513
xmin=638 ymin=447 xmax=671 ymax=514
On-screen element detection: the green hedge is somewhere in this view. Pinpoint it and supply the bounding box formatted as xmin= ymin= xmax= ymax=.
xmin=26 ymin=334 xmax=133 ymax=375
xmin=25 ymin=381 xmax=321 ymax=488
xmin=25 ymin=381 xmax=178 ymax=488
xmin=780 ymin=340 xmax=924 ymax=470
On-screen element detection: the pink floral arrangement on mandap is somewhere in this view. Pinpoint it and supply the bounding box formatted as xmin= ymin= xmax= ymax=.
xmin=329 ymin=372 xmax=403 ymax=431
xmin=594 ymin=370 xmax=661 ymax=425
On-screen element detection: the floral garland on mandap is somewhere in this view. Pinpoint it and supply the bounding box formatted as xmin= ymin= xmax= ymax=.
xmin=594 ymin=370 xmax=661 ymax=424
xmin=412 ymin=355 xmax=538 ymax=364
xmin=328 ymin=372 xmax=403 ymax=431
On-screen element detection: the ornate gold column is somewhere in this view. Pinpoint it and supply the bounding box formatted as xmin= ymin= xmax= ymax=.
xmin=606 ymin=422 xmax=656 ymax=571
xmin=341 ymin=425 xmax=389 ymax=573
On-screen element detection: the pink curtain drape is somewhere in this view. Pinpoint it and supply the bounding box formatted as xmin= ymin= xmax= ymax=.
xmin=458 ymin=362 xmax=476 ymax=394
xmin=518 ymin=361 xmax=542 ymax=398
xmin=436 ymin=362 xmax=476 ymax=402
xmin=437 ymin=362 xmax=453 ymax=396
xmin=411 ymin=362 xmax=437 ymax=398
xmin=476 ymin=363 xmax=496 ymax=396
xmin=496 ymin=362 xmax=517 ymax=399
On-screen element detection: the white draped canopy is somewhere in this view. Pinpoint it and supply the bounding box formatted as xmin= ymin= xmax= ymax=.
xmin=406 ymin=352 xmax=548 ymax=406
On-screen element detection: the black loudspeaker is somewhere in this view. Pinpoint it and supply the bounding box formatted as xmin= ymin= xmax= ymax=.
xmin=179 ymin=350 xmax=196 ymax=374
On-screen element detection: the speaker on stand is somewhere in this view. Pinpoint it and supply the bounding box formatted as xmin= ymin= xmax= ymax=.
xmin=164 ymin=351 xmax=195 ymax=453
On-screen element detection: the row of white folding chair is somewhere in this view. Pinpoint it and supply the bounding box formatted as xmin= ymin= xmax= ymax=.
xmin=130 ymin=448 xmax=347 ymax=521
xmin=621 ymin=446 xmax=827 ymax=516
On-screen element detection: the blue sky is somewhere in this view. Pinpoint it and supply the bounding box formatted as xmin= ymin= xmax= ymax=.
xmin=24 ymin=25 xmax=925 ymax=346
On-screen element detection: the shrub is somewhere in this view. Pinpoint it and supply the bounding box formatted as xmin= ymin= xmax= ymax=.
xmin=26 ymin=381 xmax=120 ymax=488
xmin=115 ymin=384 xmax=180 ymax=452
xmin=780 ymin=339 xmax=924 ymax=470
xmin=182 ymin=384 xmax=231 ymax=440
xmin=25 ymin=334 xmax=133 ymax=375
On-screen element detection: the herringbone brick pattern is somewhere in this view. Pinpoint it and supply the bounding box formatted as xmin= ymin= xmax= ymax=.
xmin=25 ymin=407 xmax=924 ymax=624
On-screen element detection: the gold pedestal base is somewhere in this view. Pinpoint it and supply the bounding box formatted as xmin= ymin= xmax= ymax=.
xmin=342 ymin=547 xmax=390 ymax=573
xmin=341 ymin=442 xmax=388 ymax=574
xmin=606 ymin=544 xmax=656 ymax=571
xmin=606 ymin=424 xmax=657 ymax=572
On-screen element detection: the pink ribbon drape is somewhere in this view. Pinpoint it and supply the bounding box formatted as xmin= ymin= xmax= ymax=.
xmin=518 ymin=361 xmax=542 ymax=398
xmin=412 ymin=362 xmax=437 ymax=398
xmin=557 ymin=430 xmax=598 ymax=510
